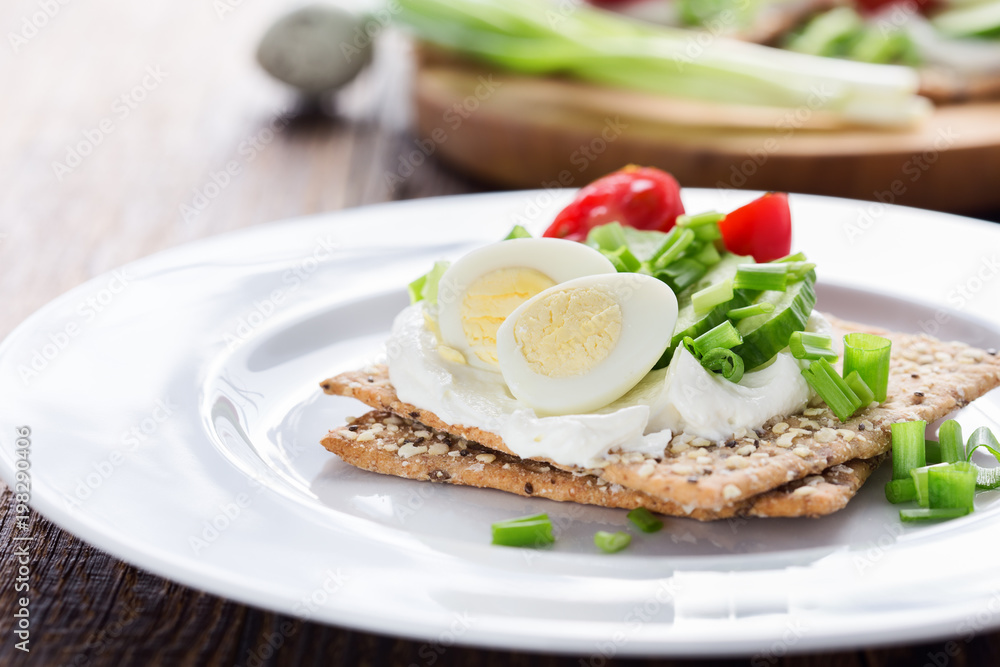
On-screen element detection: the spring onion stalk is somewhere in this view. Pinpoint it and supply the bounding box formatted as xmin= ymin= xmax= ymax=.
xmin=891 ymin=420 xmax=927 ymax=481
xmin=844 ymin=371 xmax=875 ymax=408
xmin=678 ymin=211 xmax=725 ymax=228
xmin=627 ymin=507 xmax=663 ymax=533
xmin=692 ymin=279 xmax=734 ymax=315
xmin=491 ymin=513 xmax=555 ymax=547
xmin=727 ymin=302 xmax=775 ymax=319
xmin=785 ymin=6 xmax=865 ymax=58
xmin=925 ymin=439 xmax=942 ymax=466
xmin=842 ymin=333 xmax=892 ymax=403
xmin=733 ymin=264 xmax=788 ymax=292
xmin=932 ymin=1 xmax=1000 ymax=39
xmin=900 ymin=507 xmax=970 ymax=522
xmin=656 ymin=259 xmax=707 ymax=293
xmin=885 ymin=478 xmax=918 ymax=504
xmin=789 ymin=331 xmax=838 ymax=362
xmin=928 ymin=462 xmax=977 ymax=511
xmin=965 ymin=426 xmax=1000 ymax=490
xmin=801 ymin=359 xmax=861 ymax=421
xmin=693 ymin=321 xmax=743 ymax=355
xmin=938 ymin=420 xmax=965 ymax=464
xmin=693 ymin=242 xmax=721 ymax=267
xmin=594 ymin=531 xmax=632 ymax=553
xmin=650 ymin=228 xmax=696 ymax=270
xmin=701 ymin=348 xmax=745 ymax=383
xmin=396 ymin=0 xmax=930 ymax=127
xmin=504 ymin=225 xmax=532 ymax=240
xmin=602 ymin=246 xmax=642 ymax=273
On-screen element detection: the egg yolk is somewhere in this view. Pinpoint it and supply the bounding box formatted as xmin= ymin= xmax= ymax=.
xmin=461 ymin=268 xmax=556 ymax=366
xmin=512 ymin=287 xmax=622 ymax=378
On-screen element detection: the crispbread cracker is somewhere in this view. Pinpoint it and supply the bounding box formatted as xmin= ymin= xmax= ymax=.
xmin=323 ymin=411 xmax=886 ymax=520
xmin=322 ymin=317 xmax=1000 ymax=511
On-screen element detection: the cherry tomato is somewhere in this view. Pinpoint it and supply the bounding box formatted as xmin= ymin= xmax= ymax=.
xmin=718 ymin=192 xmax=792 ymax=263
xmin=544 ymin=166 xmax=685 ymax=242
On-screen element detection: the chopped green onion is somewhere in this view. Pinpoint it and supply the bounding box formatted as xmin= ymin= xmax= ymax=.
xmin=885 ymin=478 xmax=918 ymax=504
xmin=692 ymin=224 xmax=722 ymax=242
xmin=938 ymin=420 xmax=965 ymax=464
xmin=677 ymin=211 xmax=725 ymax=228
xmin=789 ymin=331 xmax=838 ymax=362
xmin=844 ymin=370 xmax=875 ymax=407
xmin=891 ymin=420 xmax=927 ymax=481
xmin=650 ymin=228 xmax=695 ymax=270
xmin=627 ymin=507 xmax=663 ymax=533
xmin=925 ymin=439 xmax=942 ymax=465
xmin=601 ymin=246 xmax=641 ymax=273
xmin=785 ymin=6 xmax=864 ymax=58
xmin=693 ymin=321 xmax=743 ymax=355
xmin=842 ymin=333 xmax=892 ymax=403
xmin=965 ymin=427 xmax=1000 ymax=490
xmin=491 ymin=513 xmax=555 ymax=547
xmin=727 ymin=302 xmax=775 ymax=320
xmin=910 ymin=464 xmax=936 ymax=508
xmin=928 ymin=462 xmax=976 ymax=511
xmin=701 ymin=348 xmax=745 ymax=383
xmin=692 ymin=279 xmax=734 ymax=316
xmin=586 ymin=221 xmax=627 ymax=252
xmin=801 ymin=358 xmax=861 ymax=422
xmin=733 ymin=264 xmax=788 ymax=292
xmin=692 ymin=242 xmax=721 ymax=267
xmin=783 ymin=261 xmax=817 ymax=283
xmin=900 ymin=507 xmax=970 ymax=523
xmin=681 ymin=336 xmax=699 ymax=359
xmin=407 ymin=274 xmax=427 ymax=305
xmin=504 ymin=225 xmax=532 ymax=240
xmin=594 ymin=530 xmax=631 ymax=554
xmin=655 ymin=258 xmax=707 ymax=293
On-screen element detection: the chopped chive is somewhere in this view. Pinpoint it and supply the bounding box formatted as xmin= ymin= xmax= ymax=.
xmin=677 ymin=211 xmax=725 ymax=228
xmin=892 ymin=420 xmax=927 ymax=481
xmin=844 ymin=370 xmax=875 ymax=407
xmin=601 ymin=246 xmax=641 ymax=273
xmin=938 ymin=420 xmax=965 ymax=464
xmin=885 ymin=478 xmax=918 ymax=504
xmin=693 ymin=241 xmax=721 ymax=267
xmin=655 ymin=258 xmax=707 ymax=293
xmin=650 ymin=227 xmax=695 ymax=270
xmin=727 ymin=302 xmax=775 ymax=320
xmin=928 ymin=462 xmax=976 ymax=511
xmin=491 ymin=513 xmax=555 ymax=547
xmin=693 ymin=321 xmax=743 ymax=355
xmin=801 ymin=358 xmax=861 ymax=422
xmin=594 ymin=530 xmax=631 ymax=554
xmin=587 ymin=221 xmax=627 ymax=251
xmin=627 ymin=507 xmax=663 ymax=533
xmin=701 ymin=348 xmax=745 ymax=383
xmin=900 ymin=507 xmax=970 ymax=522
xmin=733 ymin=264 xmax=788 ymax=292
xmin=842 ymin=333 xmax=892 ymax=403
xmin=789 ymin=331 xmax=839 ymax=362
xmin=407 ymin=274 xmax=428 ymax=304
xmin=772 ymin=251 xmax=808 ymax=263
xmin=692 ymin=279 xmax=734 ymax=316
xmin=504 ymin=224 xmax=532 ymax=240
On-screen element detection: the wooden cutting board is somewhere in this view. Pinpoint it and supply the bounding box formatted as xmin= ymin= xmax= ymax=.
xmin=413 ymin=47 xmax=1000 ymax=214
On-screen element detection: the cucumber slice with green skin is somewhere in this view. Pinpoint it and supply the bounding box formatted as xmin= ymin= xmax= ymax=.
xmin=732 ymin=271 xmax=817 ymax=371
xmin=655 ymin=253 xmax=756 ymax=368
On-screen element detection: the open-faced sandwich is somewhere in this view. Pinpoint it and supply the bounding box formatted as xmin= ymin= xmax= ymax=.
xmin=320 ymin=167 xmax=1000 ymax=535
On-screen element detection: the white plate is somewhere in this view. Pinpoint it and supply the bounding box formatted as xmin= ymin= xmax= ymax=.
xmin=3 ymin=190 xmax=1000 ymax=658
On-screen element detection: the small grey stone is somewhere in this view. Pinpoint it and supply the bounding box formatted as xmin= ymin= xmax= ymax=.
xmin=257 ymin=4 xmax=373 ymax=94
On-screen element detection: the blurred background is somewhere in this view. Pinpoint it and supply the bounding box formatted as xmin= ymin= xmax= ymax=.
xmin=4 ymin=0 xmax=1000 ymax=663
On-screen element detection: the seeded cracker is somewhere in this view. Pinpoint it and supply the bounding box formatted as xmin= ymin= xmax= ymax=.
xmin=323 ymin=411 xmax=886 ymax=520
xmin=321 ymin=316 xmax=1000 ymax=514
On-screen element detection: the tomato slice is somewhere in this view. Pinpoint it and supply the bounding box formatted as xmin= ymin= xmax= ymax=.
xmin=543 ymin=166 xmax=685 ymax=242
xmin=718 ymin=192 xmax=792 ymax=263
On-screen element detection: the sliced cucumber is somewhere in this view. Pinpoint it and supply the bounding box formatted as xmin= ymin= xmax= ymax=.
xmin=732 ymin=271 xmax=817 ymax=370
xmin=655 ymin=253 xmax=755 ymax=368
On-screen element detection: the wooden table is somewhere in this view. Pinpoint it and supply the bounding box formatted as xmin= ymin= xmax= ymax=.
xmin=2 ymin=0 xmax=999 ymax=664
